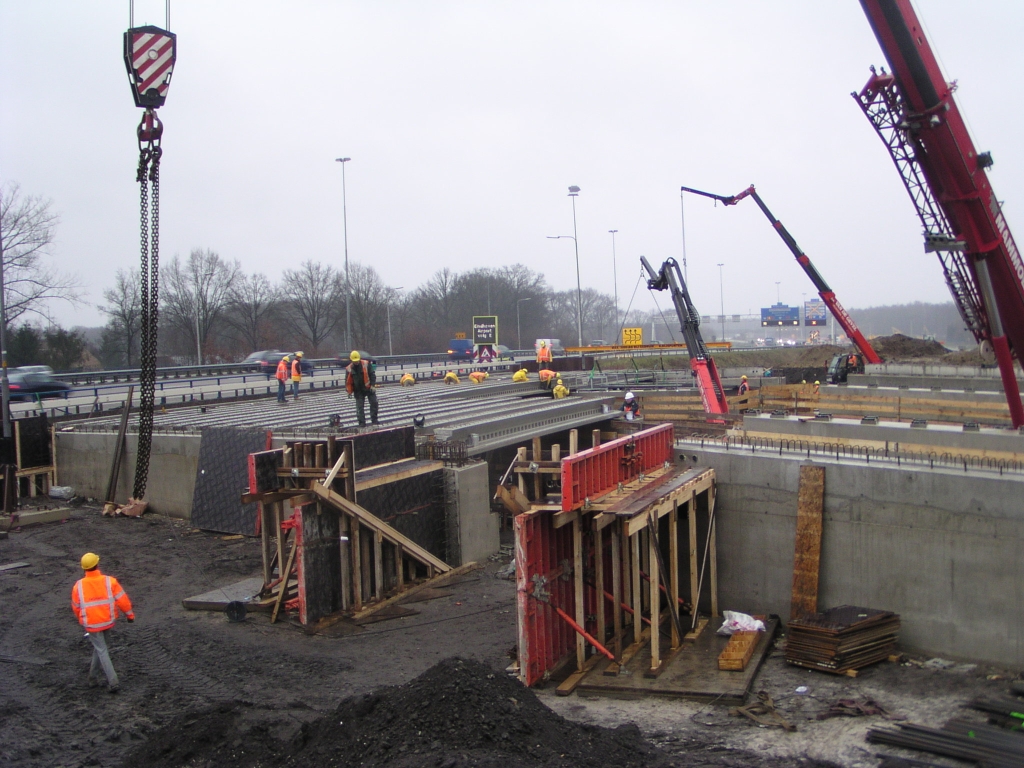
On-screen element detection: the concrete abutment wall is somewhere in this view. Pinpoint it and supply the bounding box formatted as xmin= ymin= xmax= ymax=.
xmin=679 ymin=445 xmax=1024 ymax=666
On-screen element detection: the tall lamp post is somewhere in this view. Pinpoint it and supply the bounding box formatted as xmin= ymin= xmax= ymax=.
xmin=335 ymin=157 xmax=352 ymax=351
xmin=0 ymin=203 xmax=9 ymax=439
xmin=516 ymin=297 xmax=532 ymax=349
xmin=546 ymin=186 xmax=583 ymax=350
xmin=717 ymin=263 xmax=725 ymax=342
xmin=775 ymin=281 xmax=781 ymax=304
xmin=608 ymin=229 xmax=619 ymax=343
xmin=387 ymin=286 xmax=403 ymax=356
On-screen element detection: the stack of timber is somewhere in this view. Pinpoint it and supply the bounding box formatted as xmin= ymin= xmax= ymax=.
xmin=753 ymin=384 xmax=1013 ymax=426
xmin=785 ymin=605 xmax=899 ymax=675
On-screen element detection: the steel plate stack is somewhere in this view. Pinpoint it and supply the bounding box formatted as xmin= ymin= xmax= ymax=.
xmin=785 ymin=605 xmax=900 ymax=674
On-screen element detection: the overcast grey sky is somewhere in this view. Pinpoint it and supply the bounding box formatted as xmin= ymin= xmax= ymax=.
xmin=2 ymin=1 xmax=1022 ymax=331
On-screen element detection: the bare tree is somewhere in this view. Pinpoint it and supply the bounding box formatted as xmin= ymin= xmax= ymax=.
xmin=99 ymin=268 xmax=142 ymax=367
xmin=0 ymin=182 xmax=80 ymax=323
xmin=348 ymin=262 xmax=396 ymax=352
xmin=162 ymin=248 xmax=241 ymax=363
xmin=224 ymin=272 xmax=278 ymax=352
xmin=280 ymin=260 xmax=342 ymax=355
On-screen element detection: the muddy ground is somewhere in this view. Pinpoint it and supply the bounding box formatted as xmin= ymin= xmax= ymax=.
xmin=1 ymin=505 xmax=1017 ymax=767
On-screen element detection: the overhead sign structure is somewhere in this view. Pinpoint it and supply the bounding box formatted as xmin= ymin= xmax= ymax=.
xmin=804 ymin=300 xmax=828 ymax=326
xmin=622 ymin=327 xmax=643 ymax=347
xmin=761 ymin=303 xmax=800 ymax=327
xmin=472 ymin=316 xmax=498 ymax=345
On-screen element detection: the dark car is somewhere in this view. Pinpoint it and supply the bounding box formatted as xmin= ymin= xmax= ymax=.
xmin=494 ymin=345 xmax=515 ymax=361
xmin=447 ymin=339 xmax=474 ymax=362
xmin=241 ymin=350 xmax=313 ymax=378
xmin=6 ymin=370 xmax=72 ymax=401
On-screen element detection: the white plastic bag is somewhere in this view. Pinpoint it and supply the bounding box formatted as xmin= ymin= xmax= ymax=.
xmin=716 ymin=610 xmax=765 ymax=636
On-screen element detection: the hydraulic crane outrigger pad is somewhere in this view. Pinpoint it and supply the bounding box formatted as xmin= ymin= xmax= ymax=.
xmin=123 ymin=26 xmax=176 ymax=109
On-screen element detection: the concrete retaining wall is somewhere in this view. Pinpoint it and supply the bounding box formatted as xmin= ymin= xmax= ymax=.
xmin=55 ymin=431 xmax=201 ymax=519
xmin=444 ymin=461 xmax=499 ymax=565
xmin=676 ymin=444 xmax=1024 ymax=666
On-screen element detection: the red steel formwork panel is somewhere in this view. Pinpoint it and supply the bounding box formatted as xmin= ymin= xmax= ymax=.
xmin=560 ymin=423 xmax=674 ymax=512
xmin=515 ymin=511 xmax=577 ymax=687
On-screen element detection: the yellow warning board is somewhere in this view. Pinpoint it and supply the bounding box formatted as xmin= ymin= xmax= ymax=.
xmin=622 ymin=327 xmax=643 ymax=346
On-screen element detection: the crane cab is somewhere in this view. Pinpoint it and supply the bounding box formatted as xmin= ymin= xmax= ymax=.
xmin=827 ymin=353 xmax=866 ymax=384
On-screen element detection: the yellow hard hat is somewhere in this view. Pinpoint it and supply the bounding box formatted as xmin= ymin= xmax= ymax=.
xmin=350 ymin=350 xmax=361 ymax=362
xmin=296 ymin=351 xmax=304 ymax=358
xmin=282 ymin=355 xmax=290 ymax=362
xmin=814 ymin=380 xmax=820 ymax=385
xmin=741 ymin=375 xmax=748 ymax=380
xmin=80 ymin=552 xmax=99 ymax=570
xmin=557 ymin=379 xmax=563 ymax=385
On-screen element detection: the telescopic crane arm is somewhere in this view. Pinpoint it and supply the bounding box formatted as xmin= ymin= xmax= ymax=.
xmin=681 ymin=184 xmax=882 ymax=365
xmin=640 ymin=256 xmax=729 ymax=416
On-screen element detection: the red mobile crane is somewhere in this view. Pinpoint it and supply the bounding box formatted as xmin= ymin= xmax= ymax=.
xmin=680 ymin=184 xmax=883 ymax=368
xmin=855 ymin=0 xmax=1024 ymax=427
xmin=640 ymin=256 xmax=729 ymax=417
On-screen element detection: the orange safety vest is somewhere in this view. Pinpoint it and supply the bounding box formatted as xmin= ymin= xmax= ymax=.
xmin=291 ymin=359 xmax=302 ymax=381
xmin=275 ymin=359 xmax=289 ymax=381
xmin=346 ymin=361 xmax=370 ymax=393
xmin=537 ymin=346 xmax=551 ymax=363
xmin=72 ymin=570 xmax=134 ymax=632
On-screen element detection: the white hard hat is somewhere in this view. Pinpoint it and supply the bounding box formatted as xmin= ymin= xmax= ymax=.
xmin=625 ymin=391 xmax=635 ymax=400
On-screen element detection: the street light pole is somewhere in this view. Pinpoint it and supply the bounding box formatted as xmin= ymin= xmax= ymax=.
xmin=0 ymin=201 xmax=9 ymax=439
xmin=335 ymin=157 xmax=352 ymax=351
xmin=568 ymin=187 xmax=583 ymax=349
xmin=387 ymin=286 xmax=403 ymax=356
xmin=775 ymin=281 xmax=781 ymax=304
xmin=516 ymin=297 xmax=532 ymax=349
xmin=717 ymin=263 xmax=725 ymax=342
xmin=608 ymin=229 xmax=618 ymax=343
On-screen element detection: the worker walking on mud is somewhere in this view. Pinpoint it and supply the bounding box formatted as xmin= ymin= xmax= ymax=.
xmin=71 ymin=553 xmax=134 ymax=693
xmin=738 ymin=375 xmax=750 ymax=395
xmin=276 ymin=355 xmax=290 ymax=403
xmin=291 ymin=352 xmax=304 ymax=400
xmin=346 ymin=351 xmax=379 ymax=427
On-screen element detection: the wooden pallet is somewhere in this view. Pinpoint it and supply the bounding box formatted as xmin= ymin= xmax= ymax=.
xmin=718 ymin=630 xmax=760 ymax=671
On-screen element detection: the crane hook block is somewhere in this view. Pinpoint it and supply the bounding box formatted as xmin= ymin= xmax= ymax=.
xmin=123 ymin=26 xmax=176 ymax=109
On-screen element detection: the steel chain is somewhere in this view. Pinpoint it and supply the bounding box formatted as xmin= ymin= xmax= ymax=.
xmin=132 ymin=143 xmax=161 ymax=500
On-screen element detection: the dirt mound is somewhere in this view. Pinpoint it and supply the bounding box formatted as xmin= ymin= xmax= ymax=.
xmin=871 ymin=333 xmax=949 ymax=359
xmin=122 ymin=657 xmax=670 ymax=768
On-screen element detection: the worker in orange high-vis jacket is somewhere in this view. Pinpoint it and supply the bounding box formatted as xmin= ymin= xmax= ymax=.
xmin=71 ymin=553 xmax=134 ymax=692
xmin=275 ymin=355 xmax=290 ymax=403
xmin=291 ymin=351 xmax=304 ymax=400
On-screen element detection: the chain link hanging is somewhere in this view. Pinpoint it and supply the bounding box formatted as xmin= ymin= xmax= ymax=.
xmin=132 ymin=110 xmax=162 ymax=501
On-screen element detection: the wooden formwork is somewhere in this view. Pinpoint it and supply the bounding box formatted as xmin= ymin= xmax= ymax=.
xmin=242 ymin=429 xmax=457 ymax=626
xmin=505 ymin=424 xmax=720 ymax=693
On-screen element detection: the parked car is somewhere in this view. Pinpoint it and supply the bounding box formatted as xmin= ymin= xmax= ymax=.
xmin=6 ymin=370 xmax=72 ymax=401
xmin=494 ymin=345 xmax=515 ymax=361
xmin=241 ymin=350 xmax=313 ymax=378
xmin=588 ymin=340 xmax=607 ymax=347
xmin=447 ymin=339 xmax=475 ymax=362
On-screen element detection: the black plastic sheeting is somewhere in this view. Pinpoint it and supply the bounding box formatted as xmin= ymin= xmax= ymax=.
xmin=358 ymin=470 xmax=446 ymax=562
xmin=16 ymin=414 xmax=50 ymax=468
xmin=191 ymin=428 xmax=268 ymax=535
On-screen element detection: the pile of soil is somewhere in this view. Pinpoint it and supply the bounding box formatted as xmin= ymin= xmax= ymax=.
xmin=869 ymin=333 xmax=949 ymax=359
xmin=122 ymin=658 xmax=672 ymax=768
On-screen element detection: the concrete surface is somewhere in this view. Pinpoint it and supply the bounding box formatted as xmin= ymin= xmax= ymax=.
xmin=445 ymin=461 xmax=499 ymax=565
xmin=675 ymin=441 xmax=1024 ymax=667
xmin=54 ymin=431 xmax=201 ymax=518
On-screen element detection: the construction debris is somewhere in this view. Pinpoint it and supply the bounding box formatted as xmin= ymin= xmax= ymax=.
xmin=785 ymin=605 xmax=900 ymax=675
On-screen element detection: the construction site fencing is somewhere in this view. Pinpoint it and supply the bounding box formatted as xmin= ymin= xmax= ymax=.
xmin=678 ymin=434 xmax=1024 ymax=477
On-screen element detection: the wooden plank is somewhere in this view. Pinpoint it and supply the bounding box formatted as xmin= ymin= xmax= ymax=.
xmin=274 ymin=503 xmax=284 ymax=581
xmin=355 ymin=460 xmax=443 ymax=492
xmin=610 ymin=524 xmax=622 ymax=658
xmin=342 ymin=442 xmax=356 ymax=503
xmin=516 ymin=446 xmax=527 ymax=495
xmin=241 ymin=490 xmax=315 ymax=505
xmin=323 ymin=449 xmax=346 ymax=488
xmin=669 ymin=501 xmax=680 ymax=648
xmin=314 ymin=443 xmax=325 ymax=468
xmin=790 ymin=464 xmax=825 ymax=621
xmin=271 ymin=535 xmax=298 ymax=623
xmin=631 ymin=530 xmax=642 ymax=645
xmin=569 ymin=429 xmax=578 ymax=456
xmin=573 ymin=517 xmax=585 ymax=671
xmin=688 ymin=491 xmax=699 ymax=616
xmin=552 ymin=509 xmax=578 ymax=529
xmin=310 ymin=482 xmax=451 ymax=572
xmin=709 ymin=485 xmax=719 ymax=618
xmin=374 ymin=528 xmax=384 ymax=600
xmin=351 ymin=562 xmax=481 ymax=621
xmin=532 ymin=437 xmax=543 ymax=500
xmin=684 ymin=617 xmax=708 ymax=643
xmin=595 ymin=526 xmax=605 ymax=652
xmin=555 ymin=653 xmax=602 ymax=696
xmin=648 ymin=521 xmax=660 ymax=673
xmin=351 ymin=518 xmax=363 ymax=611
xmin=340 ymin=515 xmax=351 ymax=611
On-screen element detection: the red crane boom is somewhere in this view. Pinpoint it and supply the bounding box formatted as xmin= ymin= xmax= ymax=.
xmin=855 ymin=0 xmax=1024 ymax=427
xmin=681 ymin=184 xmax=882 ymax=365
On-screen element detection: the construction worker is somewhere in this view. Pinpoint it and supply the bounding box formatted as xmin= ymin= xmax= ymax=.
xmin=469 ymin=371 xmax=489 ymax=384
xmin=536 ymin=341 xmax=552 ymax=364
xmin=291 ymin=352 xmax=304 ymax=400
xmin=552 ymin=378 xmax=569 ymax=399
xmin=813 ymin=380 xmax=820 ymax=395
xmin=512 ymin=368 xmax=529 ymax=383
xmin=346 ymin=351 xmax=378 ymax=426
xmin=738 ymin=375 xmax=750 ymax=395
xmin=538 ymin=368 xmax=556 ymax=387
xmin=622 ymin=391 xmax=641 ymax=420
xmin=444 ymin=371 xmax=460 ymax=385
xmin=71 ymin=553 xmax=134 ymax=692
xmin=275 ymin=355 xmax=290 ymax=403
xmin=400 ymin=372 xmax=415 ymax=386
